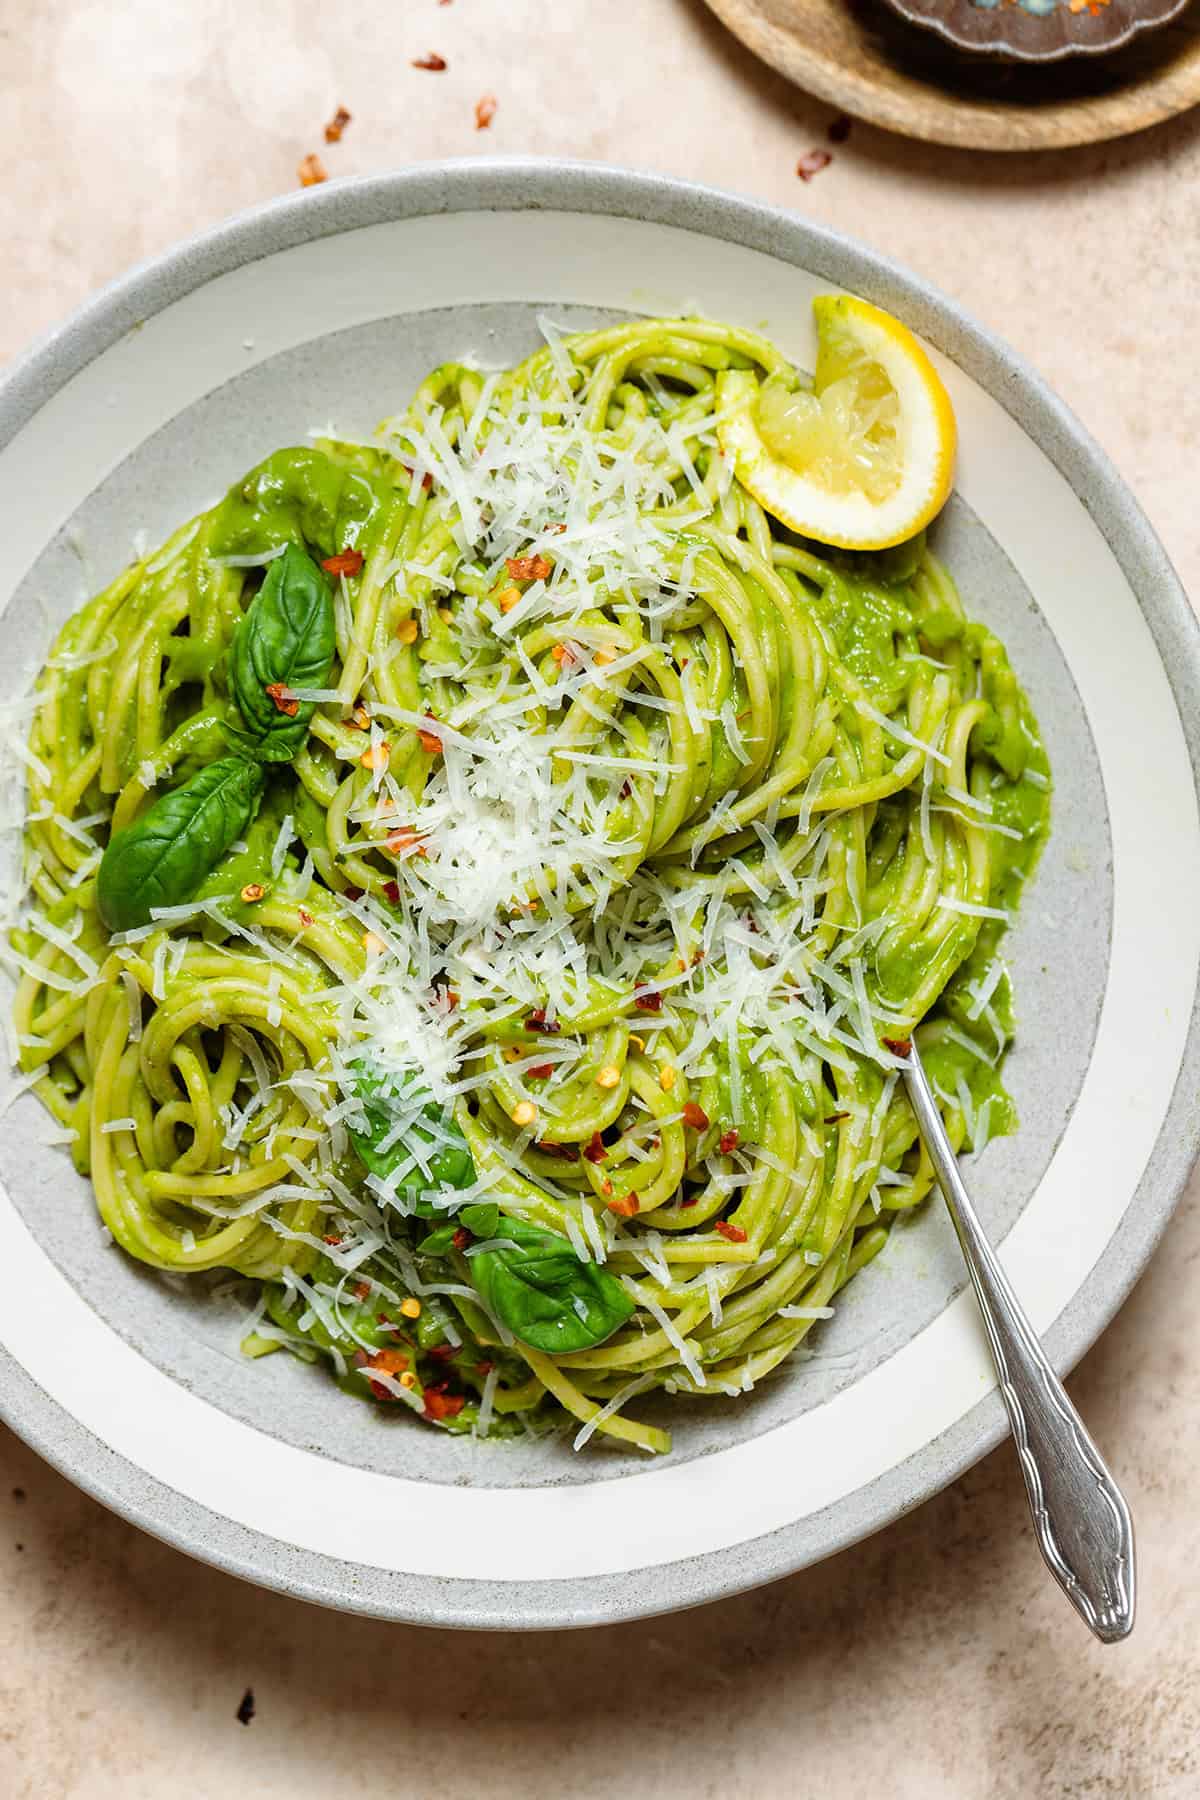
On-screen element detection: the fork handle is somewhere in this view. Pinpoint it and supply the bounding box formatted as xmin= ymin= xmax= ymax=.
xmin=901 ymin=1043 xmax=1135 ymax=1643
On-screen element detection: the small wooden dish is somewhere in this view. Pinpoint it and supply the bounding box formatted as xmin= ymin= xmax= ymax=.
xmin=700 ymin=0 xmax=1200 ymax=148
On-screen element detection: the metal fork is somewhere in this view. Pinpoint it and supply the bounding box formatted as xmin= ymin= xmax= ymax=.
xmin=889 ymin=1035 xmax=1136 ymax=1643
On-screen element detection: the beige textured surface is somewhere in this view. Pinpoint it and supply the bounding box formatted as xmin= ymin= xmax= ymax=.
xmin=1 ymin=3 xmax=1199 ymax=1796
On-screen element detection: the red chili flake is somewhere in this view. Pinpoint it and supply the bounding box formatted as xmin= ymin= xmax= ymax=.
xmin=342 ymin=885 xmax=364 ymax=902
xmin=796 ymin=150 xmax=833 ymax=182
xmin=387 ymin=826 xmax=427 ymax=857
xmin=526 ymin=1008 xmax=560 ymax=1034
xmin=417 ymin=713 xmax=443 ymax=756
xmin=607 ymin=1193 xmax=640 ymax=1218
xmin=367 ymin=1348 xmax=409 ymax=1376
xmin=681 ymin=1194 xmax=700 ymax=1208
xmin=382 ymin=880 xmax=401 ymax=905
xmin=451 ymin=1227 xmax=471 ymax=1252
xmin=297 ymin=153 xmax=327 ymax=187
xmin=824 ymin=1111 xmax=849 ymax=1124
xmin=827 ymin=114 xmax=852 ymax=143
xmin=475 ymin=95 xmax=497 ymax=130
xmin=682 ymin=1102 xmax=710 ymax=1131
xmin=476 ymin=1359 xmax=495 ymax=1375
xmin=437 ymin=984 xmax=460 ymax=1013
xmin=719 ymin=1129 xmax=740 ymax=1154
xmin=353 ymin=1349 xmax=369 ymax=1368
xmin=424 ymin=1389 xmax=467 ymax=1421
xmin=353 ymin=1280 xmax=371 ymax=1300
xmin=297 ymin=907 xmax=314 ymax=928
xmin=401 ymin=464 xmax=435 ymax=492
xmin=264 ymin=681 xmax=299 ymax=717
xmin=505 ymin=554 xmax=552 ymax=582
xmin=427 ymin=1346 xmax=456 ymax=1365
xmin=715 ymin=1220 xmax=748 ymax=1244
xmin=583 ymin=1130 xmax=608 ymax=1164
xmin=537 ymin=1138 xmax=580 ymax=1161
xmin=634 ymin=990 xmax=662 ymax=1014
xmin=323 ymin=1234 xmax=342 ymax=1245
xmin=528 ymin=1062 xmax=554 ymax=1080
xmin=322 ymin=547 xmax=364 ymax=578
xmin=413 ymin=52 xmax=448 ymax=71
xmin=324 ymin=105 xmax=352 ymax=144
xmin=882 ymin=1036 xmax=912 ymax=1058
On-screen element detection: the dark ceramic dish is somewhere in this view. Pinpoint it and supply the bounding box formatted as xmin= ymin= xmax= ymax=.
xmin=881 ymin=0 xmax=1192 ymax=61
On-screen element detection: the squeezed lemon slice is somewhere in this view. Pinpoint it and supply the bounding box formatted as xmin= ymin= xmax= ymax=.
xmin=717 ymin=295 xmax=956 ymax=551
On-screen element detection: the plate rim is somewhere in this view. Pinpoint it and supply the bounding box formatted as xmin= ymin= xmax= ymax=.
xmin=1 ymin=156 xmax=1198 ymax=1630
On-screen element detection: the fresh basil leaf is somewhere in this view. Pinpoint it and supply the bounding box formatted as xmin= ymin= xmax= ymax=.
xmin=460 ymin=1203 xmax=500 ymax=1240
xmin=96 ymin=756 xmax=265 ymax=932
xmin=210 ymin=447 xmax=388 ymax=563
xmin=469 ymin=1216 xmax=634 ymax=1353
xmin=419 ymin=1222 xmax=463 ymax=1258
xmin=229 ymin=543 xmax=335 ymax=761
xmin=346 ymin=1061 xmax=475 ymax=1216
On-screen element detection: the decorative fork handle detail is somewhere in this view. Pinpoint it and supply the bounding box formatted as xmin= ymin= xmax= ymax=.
xmin=897 ymin=1040 xmax=1135 ymax=1643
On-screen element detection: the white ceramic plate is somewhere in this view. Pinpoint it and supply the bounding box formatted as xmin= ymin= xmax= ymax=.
xmin=2 ymin=161 xmax=1198 ymax=1629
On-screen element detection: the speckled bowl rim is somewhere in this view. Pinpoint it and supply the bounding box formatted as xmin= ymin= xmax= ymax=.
xmin=1 ymin=158 xmax=1197 ymax=1631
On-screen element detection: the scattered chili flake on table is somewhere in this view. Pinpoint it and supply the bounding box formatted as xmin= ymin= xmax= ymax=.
xmin=827 ymin=114 xmax=852 ymax=143
xmin=297 ymin=153 xmax=327 ymax=188
xmin=413 ymin=52 xmax=448 ymax=70
xmin=322 ymin=546 xmax=364 ymax=577
xmin=796 ymin=149 xmax=833 ymax=182
xmin=324 ymin=105 xmax=352 ymax=144
xmin=716 ymin=1220 xmax=749 ymax=1244
xmin=265 ymin=681 xmax=299 ymax=717
xmin=475 ymin=95 xmax=498 ymax=130
xmin=236 ymin=1689 xmax=256 ymax=1727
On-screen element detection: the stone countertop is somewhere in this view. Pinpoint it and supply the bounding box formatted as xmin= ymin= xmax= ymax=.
xmin=1 ymin=2 xmax=1198 ymax=1795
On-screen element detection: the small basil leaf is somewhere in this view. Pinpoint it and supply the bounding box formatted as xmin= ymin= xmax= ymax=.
xmin=230 ymin=543 xmax=335 ymax=761
xmin=347 ymin=1061 xmax=475 ymax=1217
xmin=460 ymin=1203 xmax=501 ymax=1240
xmin=96 ymin=756 xmax=265 ymax=933
xmin=419 ymin=1222 xmax=462 ymax=1257
xmin=469 ymin=1217 xmax=635 ymax=1353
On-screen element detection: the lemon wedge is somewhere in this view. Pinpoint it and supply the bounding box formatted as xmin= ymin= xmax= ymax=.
xmin=717 ymin=295 xmax=956 ymax=551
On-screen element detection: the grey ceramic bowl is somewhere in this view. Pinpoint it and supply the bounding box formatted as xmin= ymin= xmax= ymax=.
xmin=1 ymin=160 xmax=1199 ymax=1629
xmin=881 ymin=0 xmax=1192 ymax=61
